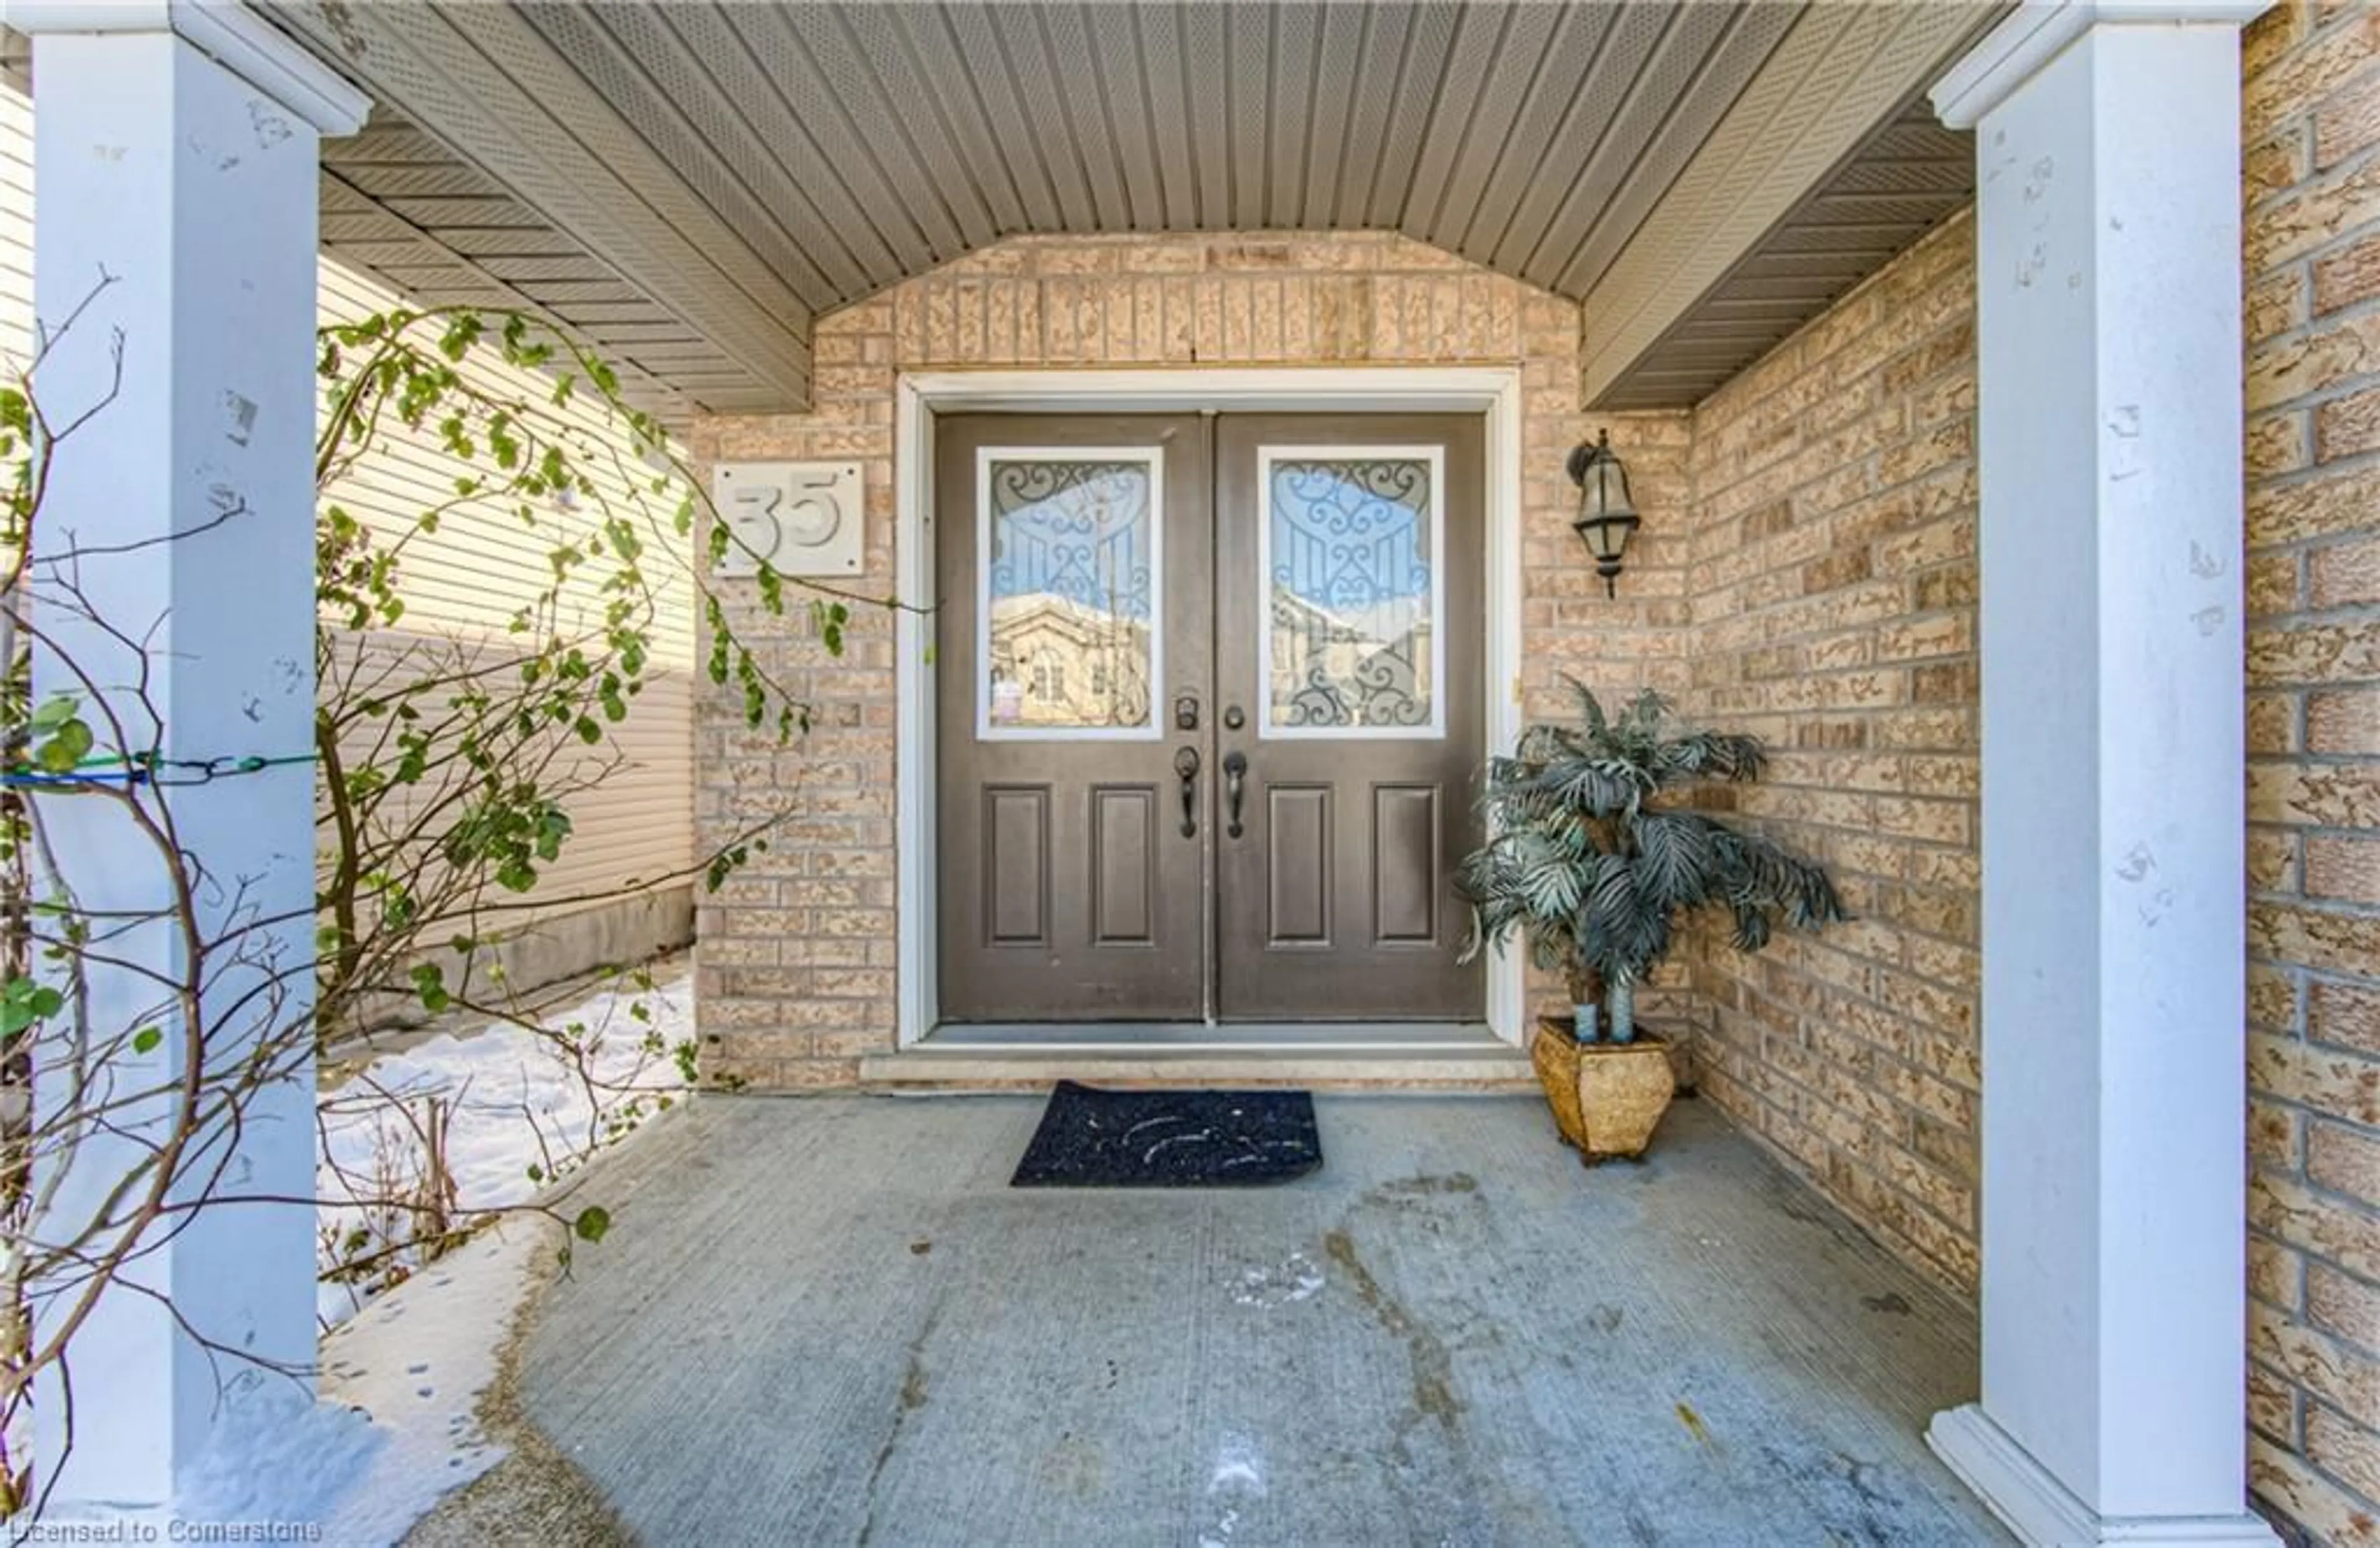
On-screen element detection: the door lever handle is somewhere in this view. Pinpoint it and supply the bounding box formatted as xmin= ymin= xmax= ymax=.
xmin=1174 ymin=746 xmax=1201 ymax=838
xmin=1223 ymin=751 xmax=1248 ymax=839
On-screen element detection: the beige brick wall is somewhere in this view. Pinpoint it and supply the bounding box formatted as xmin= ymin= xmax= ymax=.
xmin=690 ymin=231 xmax=1691 ymax=1087
xmin=1671 ymin=7 xmax=2380 ymax=1537
xmin=1680 ymin=213 xmax=1982 ymax=1293
xmin=2242 ymin=3 xmax=2380 ymax=1541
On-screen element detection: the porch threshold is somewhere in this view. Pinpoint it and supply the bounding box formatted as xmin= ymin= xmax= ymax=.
xmin=861 ymin=1022 xmax=1535 ymax=1092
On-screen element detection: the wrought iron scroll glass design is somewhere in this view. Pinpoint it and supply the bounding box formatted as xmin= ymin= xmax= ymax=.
xmin=1259 ymin=450 xmax=1444 ymax=738
xmin=978 ymin=452 xmax=1161 ymax=739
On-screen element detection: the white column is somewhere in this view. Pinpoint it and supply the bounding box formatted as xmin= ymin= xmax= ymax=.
xmin=10 ymin=2 xmax=364 ymax=1516
xmin=1929 ymin=6 xmax=2273 ymax=1545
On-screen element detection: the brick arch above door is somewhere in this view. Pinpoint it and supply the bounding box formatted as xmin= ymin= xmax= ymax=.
xmin=689 ymin=227 xmax=1696 ymax=1088
xmin=840 ymin=229 xmax=1575 ymax=372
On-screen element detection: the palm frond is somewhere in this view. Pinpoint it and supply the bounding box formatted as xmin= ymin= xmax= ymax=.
xmin=1630 ymin=811 xmax=1717 ymax=914
xmin=1460 ymin=679 xmax=1844 ymax=986
xmin=1568 ymin=678 xmax=1610 ymax=741
xmin=1731 ymin=902 xmax=1773 ymax=954
xmin=1655 ymin=729 xmax=1767 ymax=785
xmin=1527 ymin=755 xmax=1649 ymax=818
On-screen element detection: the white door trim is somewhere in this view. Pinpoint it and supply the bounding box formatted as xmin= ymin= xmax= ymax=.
xmin=894 ymin=366 xmax=1528 ymax=1049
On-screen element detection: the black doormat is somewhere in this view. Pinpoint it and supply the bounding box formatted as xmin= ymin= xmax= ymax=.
xmin=1010 ymin=1081 xmax=1324 ymax=1187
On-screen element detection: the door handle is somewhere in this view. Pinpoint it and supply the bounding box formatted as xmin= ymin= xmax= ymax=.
xmin=1174 ymin=746 xmax=1201 ymax=838
xmin=1223 ymin=751 xmax=1247 ymax=839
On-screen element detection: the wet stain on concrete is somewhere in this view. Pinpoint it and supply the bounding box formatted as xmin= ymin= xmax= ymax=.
xmin=1036 ymin=1432 xmax=1108 ymax=1500
xmin=1761 ymin=1442 xmax=1910 ymax=1547
xmin=1755 ymin=1164 xmax=1864 ymax=1250
xmin=1321 ymin=1224 xmax=1520 ymax=1546
xmin=1861 ymin=1291 xmax=1912 ymax=1316
xmin=1321 ymin=1228 xmax=1462 ymax=1436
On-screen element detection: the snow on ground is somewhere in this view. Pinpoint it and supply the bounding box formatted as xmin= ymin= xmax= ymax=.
xmin=169 ymin=1377 xmax=383 ymax=1535
xmin=167 ymin=1218 xmax=545 ymax=1548
xmin=38 ymin=972 xmax=694 ymax=1544
xmin=1230 ymin=1251 xmax=1326 ymax=1308
xmin=228 ymin=967 xmax=694 ymax=1544
xmin=317 ymin=1220 xmax=545 ymax=1545
xmin=315 ymin=967 xmax=692 ymax=1330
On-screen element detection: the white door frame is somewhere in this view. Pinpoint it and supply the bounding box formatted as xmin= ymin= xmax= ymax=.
xmin=893 ymin=366 xmax=1528 ymax=1049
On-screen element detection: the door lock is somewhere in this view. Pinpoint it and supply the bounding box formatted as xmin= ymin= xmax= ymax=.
xmin=1222 ymin=704 xmax=1246 ymax=731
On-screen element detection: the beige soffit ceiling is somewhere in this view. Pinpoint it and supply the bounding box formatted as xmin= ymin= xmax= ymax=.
xmin=1580 ymin=0 xmax=2003 ymax=410
xmin=250 ymin=1 xmax=1997 ymax=420
xmin=1593 ymin=102 xmax=1977 ymax=408
xmin=314 ymin=112 xmax=715 ymax=422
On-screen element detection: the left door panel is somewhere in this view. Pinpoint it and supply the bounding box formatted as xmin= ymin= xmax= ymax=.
xmin=935 ymin=414 xmax=1212 ymax=1021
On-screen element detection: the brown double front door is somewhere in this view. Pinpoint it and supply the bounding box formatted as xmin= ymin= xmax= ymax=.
xmin=936 ymin=411 xmax=1484 ymax=1025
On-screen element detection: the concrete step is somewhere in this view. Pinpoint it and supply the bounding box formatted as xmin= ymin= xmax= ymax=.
xmin=858 ymin=1043 xmax=1538 ymax=1093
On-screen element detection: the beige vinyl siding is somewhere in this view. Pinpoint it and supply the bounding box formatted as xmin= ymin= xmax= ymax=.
xmin=0 ymin=81 xmax=695 ymax=931
xmin=312 ymin=259 xmax=697 ymax=666
xmin=313 ymin=255 xmax=697 ymax=917
xmin=325 ymin=630 xmax=695 ymax=910
xmin=0 ymin=87 xmax=27 ymax=364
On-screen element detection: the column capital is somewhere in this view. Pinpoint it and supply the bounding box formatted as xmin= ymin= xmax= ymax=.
xmin=1 ymin=0 xmax=368 ymax=134
xmin=1931 ymin=1 xmax=2271 ymax=129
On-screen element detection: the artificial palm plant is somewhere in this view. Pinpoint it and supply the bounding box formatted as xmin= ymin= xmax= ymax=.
xmin=1458 ymin=682 xmax=1845 ymax=1044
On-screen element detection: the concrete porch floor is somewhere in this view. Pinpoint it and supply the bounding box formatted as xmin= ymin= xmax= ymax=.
xmin=516 ymin=1093 xmax=2007 ymax=1546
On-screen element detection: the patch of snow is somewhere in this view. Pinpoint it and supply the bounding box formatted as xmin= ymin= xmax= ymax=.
xmin=171 ymin=1376 xmax=382 ymax=1533
xmin=315 ymin=970 xmax=690 ymax=1329
xmin=38 ymin=976 xmax=687 ymax=1542
xmin=315 ymin=1219 xmax=544 ymax=1546
xmin=1208 ymin=1431 xmax=1266 ymax=1495
xmin=120 ymin=1216 xmax=545 ymax=1548
xmin=1229 ymin=1252 xmax=1324 ymax=1308
xmin=259 ymin=970 xmax=690 ymax=1539
xmin=1199 ymin=1432 xmax=1265 ymax=1547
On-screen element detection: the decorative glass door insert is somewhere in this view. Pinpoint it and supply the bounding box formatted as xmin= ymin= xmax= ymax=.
xmin=1256 ymin=447 xmax=1445 ymax=739
xmin=976 ymin=447 xmax=1163 ymax=740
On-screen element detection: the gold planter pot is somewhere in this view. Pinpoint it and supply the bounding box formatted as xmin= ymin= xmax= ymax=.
xmin=1530 ymin=1018 xmax=1675 ymax=1163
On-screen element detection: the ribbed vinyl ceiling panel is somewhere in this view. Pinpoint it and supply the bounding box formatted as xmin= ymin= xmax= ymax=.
xmin=1594 ymin=105 xmax=1977 ymax=409
xmin=313 ymin=115 xmax=709 ymax=422
xmin=255 ymin=1 xmax=1988 ymax=418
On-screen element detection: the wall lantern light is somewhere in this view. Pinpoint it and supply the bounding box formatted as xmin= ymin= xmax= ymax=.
xmin=1567 ymin=429 xmax=1640 ymax=599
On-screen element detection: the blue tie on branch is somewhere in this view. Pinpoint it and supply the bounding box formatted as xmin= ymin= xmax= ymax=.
xmin=0 ymin=750 xmax=319 ymax=788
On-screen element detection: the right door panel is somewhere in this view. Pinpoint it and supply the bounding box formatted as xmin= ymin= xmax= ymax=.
xmin=1212 ymin=413 xmax=1485 ymax=1021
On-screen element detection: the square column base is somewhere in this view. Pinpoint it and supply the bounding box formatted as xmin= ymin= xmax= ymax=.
xmin=1928 ymin=1407 xmax=2278 ymax=1547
